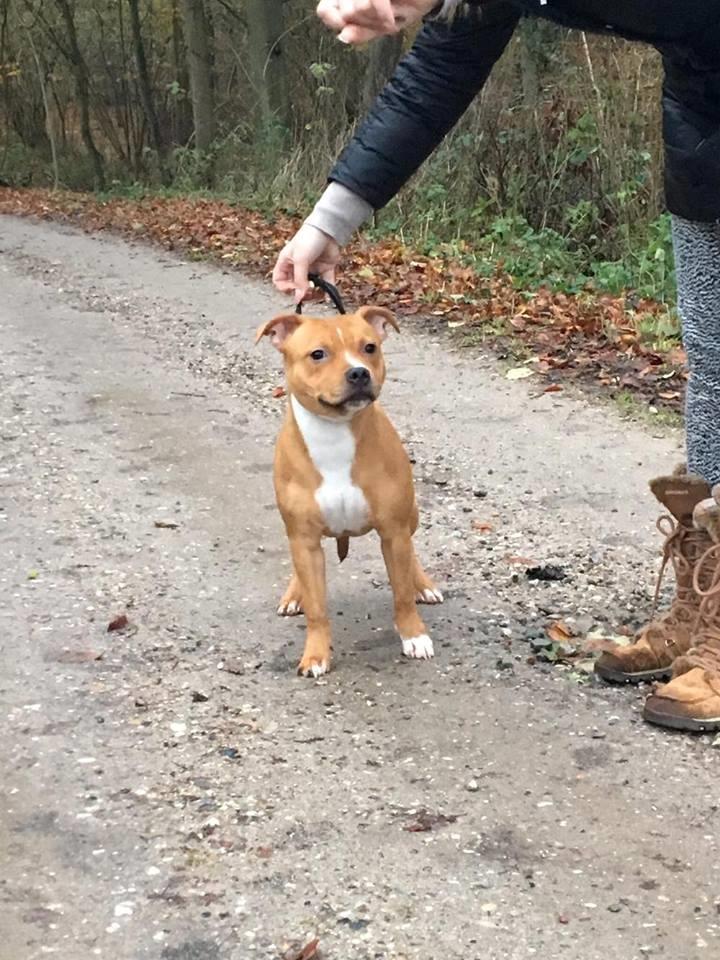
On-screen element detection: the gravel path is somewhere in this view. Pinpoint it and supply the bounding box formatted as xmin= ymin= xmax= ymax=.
xmin=1 ymin=215 xmax=717 ymax=960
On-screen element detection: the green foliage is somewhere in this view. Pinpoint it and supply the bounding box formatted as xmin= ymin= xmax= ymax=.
xmin=368 ymin=203 xmax=677 ymax=310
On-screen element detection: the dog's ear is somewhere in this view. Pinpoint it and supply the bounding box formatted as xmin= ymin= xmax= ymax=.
xmin=255 ymin=313 xmax=303 ymax=351
xmin=357 ymin=306 xmax=400 ymax=342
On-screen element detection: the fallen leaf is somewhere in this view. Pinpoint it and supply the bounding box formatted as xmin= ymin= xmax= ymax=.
xmin=154 ymin=520 xmax=179 ymax=529
xmin=272 ymin=386 xmax=286 ymax=399
xmin=547 ymin=621 xmax=574 ymax=644
xmin=284 ymin=939 xmax=320 ymax=960
xmin=403 ymin=810 xmax=458 ymax=833
xmin=543 ymin=384 xmax=563 ymax=393
xmin=27 ymin=569 xmax=39 ymax=580
xmin=255 ymin=846 xmax=273 ymax=859
xmin=472 ymin=520 xmax=494 ymax=533
xmin=108 ymin=613 xmax=129 ymax=632
xmin=506 ymin=367 xmax=533 ymax=381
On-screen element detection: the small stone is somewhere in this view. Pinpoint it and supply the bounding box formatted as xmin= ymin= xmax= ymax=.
xmin=466 ymin=779 xmax=480 ymax=793
xmin=191 ymin=690 xmax=210 ymax=703
xmin=530 ymin=637 xmax=553 ymax=652
xmin=220 ymin=658 xmax=245 ymax=676
xmin=526 ymin=565 xmax=567 ymax=583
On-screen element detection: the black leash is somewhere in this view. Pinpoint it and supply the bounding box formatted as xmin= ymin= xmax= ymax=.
xmin=295 ymin=272 xmax=347 ymax=316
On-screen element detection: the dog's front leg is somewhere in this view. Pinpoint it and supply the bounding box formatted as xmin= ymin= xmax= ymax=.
xmin=289 ymin=535 xmax=332 ymax=677
xmin=381 ymin=533 xmax=434 ymax=660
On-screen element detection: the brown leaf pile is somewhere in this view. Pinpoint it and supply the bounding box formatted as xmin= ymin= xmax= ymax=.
xmin=0 ymin=188 xmax=686 ymax=410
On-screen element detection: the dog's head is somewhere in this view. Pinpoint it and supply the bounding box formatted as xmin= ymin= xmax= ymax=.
xmin=256 ymin=306 xmax=399 ymax=420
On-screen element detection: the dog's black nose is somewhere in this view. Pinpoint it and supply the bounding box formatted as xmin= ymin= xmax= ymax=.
xmin=346 ymin=366 xmax=371 ymax=387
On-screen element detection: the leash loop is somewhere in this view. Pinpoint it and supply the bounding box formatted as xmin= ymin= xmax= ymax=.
xmin=295 ymin=273 xmax=347 ymax=316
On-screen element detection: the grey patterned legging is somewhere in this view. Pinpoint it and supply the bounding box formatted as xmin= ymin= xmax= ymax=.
xmin=672 ymin=216 xmax=720 ymax=487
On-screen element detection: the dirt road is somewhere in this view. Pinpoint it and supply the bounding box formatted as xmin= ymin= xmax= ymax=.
xmin=1 ymin=215 xmax=717 ymax=960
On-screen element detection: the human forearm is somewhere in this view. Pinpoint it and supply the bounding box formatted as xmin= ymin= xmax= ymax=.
xmin=329 ymin=7 xmax=519 ymax=210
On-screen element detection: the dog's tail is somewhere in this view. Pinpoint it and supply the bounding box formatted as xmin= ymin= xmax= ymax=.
xmin=336 ymin=536 xmax=349 ymax=563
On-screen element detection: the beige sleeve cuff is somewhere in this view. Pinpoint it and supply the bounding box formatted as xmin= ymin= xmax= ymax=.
xmin=304 ymin=182 xmax=374 ymax=247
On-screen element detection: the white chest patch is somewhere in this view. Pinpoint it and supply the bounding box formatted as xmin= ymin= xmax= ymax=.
xmin=291 ymin=396 xmax=369 ymax=536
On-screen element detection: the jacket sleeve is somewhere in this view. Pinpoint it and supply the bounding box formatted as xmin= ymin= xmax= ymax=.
xmin=661 ymin=28 xmax=720 ymax=222
xmin=329 ymin=3 xmax=520 ymax=210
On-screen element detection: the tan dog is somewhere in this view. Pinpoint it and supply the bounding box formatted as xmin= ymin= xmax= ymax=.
xmin=256 ymin=305 xmax=443 ymax=677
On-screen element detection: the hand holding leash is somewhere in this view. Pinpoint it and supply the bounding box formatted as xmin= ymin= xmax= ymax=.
xmin=272 ymin=223 xmax=341 ymax=305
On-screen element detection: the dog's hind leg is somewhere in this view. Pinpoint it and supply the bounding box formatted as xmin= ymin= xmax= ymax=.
xmin=411 ymin=548 xmax=444 ymax=605
xmin=277 ymin=572 xmax=304 ymax=616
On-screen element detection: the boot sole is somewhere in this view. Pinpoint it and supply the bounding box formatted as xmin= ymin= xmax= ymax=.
xmin=643 ymin=704 xmax=720 ymax=733
xmin=594 ymin=663 xmax=673 ymax=684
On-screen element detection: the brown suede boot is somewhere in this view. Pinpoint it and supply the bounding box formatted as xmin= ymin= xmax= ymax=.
xmin=644 ymin=488 xmax=720 ymax=732
xmin=594 ymin=468 xmax=711 ymax=684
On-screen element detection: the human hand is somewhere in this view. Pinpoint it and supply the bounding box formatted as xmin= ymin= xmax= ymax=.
xmin=316 ymin=0 xmax=438 ymax=45
xmin=272 ymin=224 xmax=342 ymax=304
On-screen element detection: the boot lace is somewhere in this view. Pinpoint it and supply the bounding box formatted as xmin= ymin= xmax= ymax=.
xmin=684 ymin=543 xmax=720 ymax=673
xmin=647 ymin=516 xmax=704 ymax=650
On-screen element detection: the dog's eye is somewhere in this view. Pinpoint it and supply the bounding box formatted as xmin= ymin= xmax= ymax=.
xmin=364 ymin=343 xmax=377 ymax=355
xmin=309 ymin=349 xmax=327 ymax=362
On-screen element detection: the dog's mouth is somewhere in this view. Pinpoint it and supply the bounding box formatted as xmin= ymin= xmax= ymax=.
xmin=318 ymin=388 xmax=376 ymax=411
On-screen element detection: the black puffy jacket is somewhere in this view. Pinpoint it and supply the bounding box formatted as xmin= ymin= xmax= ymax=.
xmin=330 ymin=0 xmax=720 ymax=222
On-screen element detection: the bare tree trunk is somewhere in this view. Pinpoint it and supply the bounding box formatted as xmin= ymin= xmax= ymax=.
xmin=170 ymin=0 xmax=193 ymax=145
xmin=518 ymin=19 xmax=540 ymax=113
xmin=127 ymin=0 xmax=168 ymax=181
xmin=178 ymin=0 xmax=215 ymax=152
xmin=245 ymin=0 xmax=289 ymax=128
xmin=24 ymin=21 xmax=60 ymax=188
xmin=362 ymin=33 xmax=403 ymax=111
xmin=50 ymin=79 xmax=68 ymax=148
xmin=53 ymin=0 xmax=105 ymax=188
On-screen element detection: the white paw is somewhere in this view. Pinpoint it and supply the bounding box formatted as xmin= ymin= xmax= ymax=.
xmin=402 ymin=635 xmax=435 ymax=660
xmin=417 ymin=587 xmax=444 ymax=605
xmin=278 ymin=599 xmax=303 ymax=616
xmin=299 ymin=660 xmax=329 ymax=678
